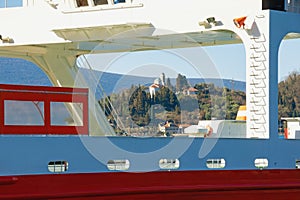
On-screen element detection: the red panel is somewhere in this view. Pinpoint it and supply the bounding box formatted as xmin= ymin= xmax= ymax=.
xmin=0 ymin=84 xmax=88 ymax=135
xmin=1 ymin=170 xmax=300 ymax=199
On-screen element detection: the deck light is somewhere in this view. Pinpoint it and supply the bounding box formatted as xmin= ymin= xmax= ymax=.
xmin=233 ymin=16 xmax=247 ymax=28
xmin=0 ymin=35 xmax=13 ymax=43
xmin=199 ymin=17 xmax=222 ymax=29
xmin=206 ymin=17 xmax=216 ymax=24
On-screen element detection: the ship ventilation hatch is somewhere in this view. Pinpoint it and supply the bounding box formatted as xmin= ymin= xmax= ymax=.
xmin=159 ymin=159 xmax=180 ymax=170
xmin=254 ymin=158 xmax=268 ymax=169
xmin=107 ymin=159 xmax=130 ymax=171
xmin=206 ymin=158 xmax=226 ymax=169
xmin=48 ymin=161 xmax=68 ymax=173
xmin=296 ymin=160 xmax=300 ymax=169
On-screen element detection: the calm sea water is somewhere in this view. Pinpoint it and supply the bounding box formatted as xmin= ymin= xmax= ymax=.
xmin=0 ymin=57 xmax=51 ymax=86
xmin=0 ymin=57 xmax=246 ymax=93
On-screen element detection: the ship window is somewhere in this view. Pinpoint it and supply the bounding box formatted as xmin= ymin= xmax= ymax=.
xmin=4 ymin=100 xmax=44 ymax=125
xmin=107 ymin=159 xmax=130 ymax=171
xmin=48 ymin=161 xmax=68 ymax=173
xmin=254 ymin=158 xmax=268 ymax=169
xmin=113 ymin=0 xmax=126 ymax=4
xmin=76 ymin=0 xmax=89 ymax=7
xmin=50 ymin=102 xmax=83 ymax=126
xmin=206 ymin=158 xmax=226 ymax=169
xmin=296 ymin=160 xmax=300 ymax=169
xmin=94 ymin=0 xmax=108 ymax=5
xmin=159 ymin=159 xmax=180 ymax=169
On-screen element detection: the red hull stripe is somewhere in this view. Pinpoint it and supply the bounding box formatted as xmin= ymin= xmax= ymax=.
xmin=1 ymin=169 xmax=300 ymax=199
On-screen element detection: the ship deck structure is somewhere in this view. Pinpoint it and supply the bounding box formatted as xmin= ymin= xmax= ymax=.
xmin=1 ymin=0 xmax=300 ymax=199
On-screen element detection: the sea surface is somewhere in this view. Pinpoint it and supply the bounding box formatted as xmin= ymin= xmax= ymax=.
xmin=0 ymin=57 xmax=246 ymax=93
xmin=0 ymin=57 xmax=51 ymax=86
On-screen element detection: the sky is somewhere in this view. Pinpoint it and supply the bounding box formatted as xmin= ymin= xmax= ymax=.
xmin=84 ymin=38 xmax=300 ymax=82
xmin=206 ymin=38 xmax=300 ymax=82
xmin=0 ymin=0 xmax=22 ymax=7
xmin=2 ymin=0 xmax=300 ymax=82
xmin=278 ymin=38 xmax=300 ymax=81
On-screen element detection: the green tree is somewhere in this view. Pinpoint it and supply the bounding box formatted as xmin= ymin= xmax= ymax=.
xmin=154 ymin=86 xmax=181 ymax=123
xmin=278 ymin=71 xmax=300 ymax=119
xmin=176 ymin=73 xmax=189 ymax=92
xmin=128 ymin=86 xmax=151 ymax=126
xmin=195 ymin=83 xmax=211 ymax=120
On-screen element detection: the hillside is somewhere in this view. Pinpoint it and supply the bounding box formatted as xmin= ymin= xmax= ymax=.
xmin=80 ymin=69 xmax=246 ymax=95
xmin=278 ymin=71 xmax=300 ymax=118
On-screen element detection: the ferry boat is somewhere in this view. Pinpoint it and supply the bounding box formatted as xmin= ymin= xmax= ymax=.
xmin=1 ymin=0 xmax=300 ymax=199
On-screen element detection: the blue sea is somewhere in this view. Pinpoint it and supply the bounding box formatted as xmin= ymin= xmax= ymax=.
xmin=0 ymin=57 xmax=51 ymax=86
xmin=0 ymin=57 xmax=246 ymax=93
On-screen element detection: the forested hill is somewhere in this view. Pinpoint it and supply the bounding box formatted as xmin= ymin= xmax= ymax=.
xmin=81 ymin=69 xmax=246 ymax=95
xmin=278 ymin=71 xmax=300 ymax=118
